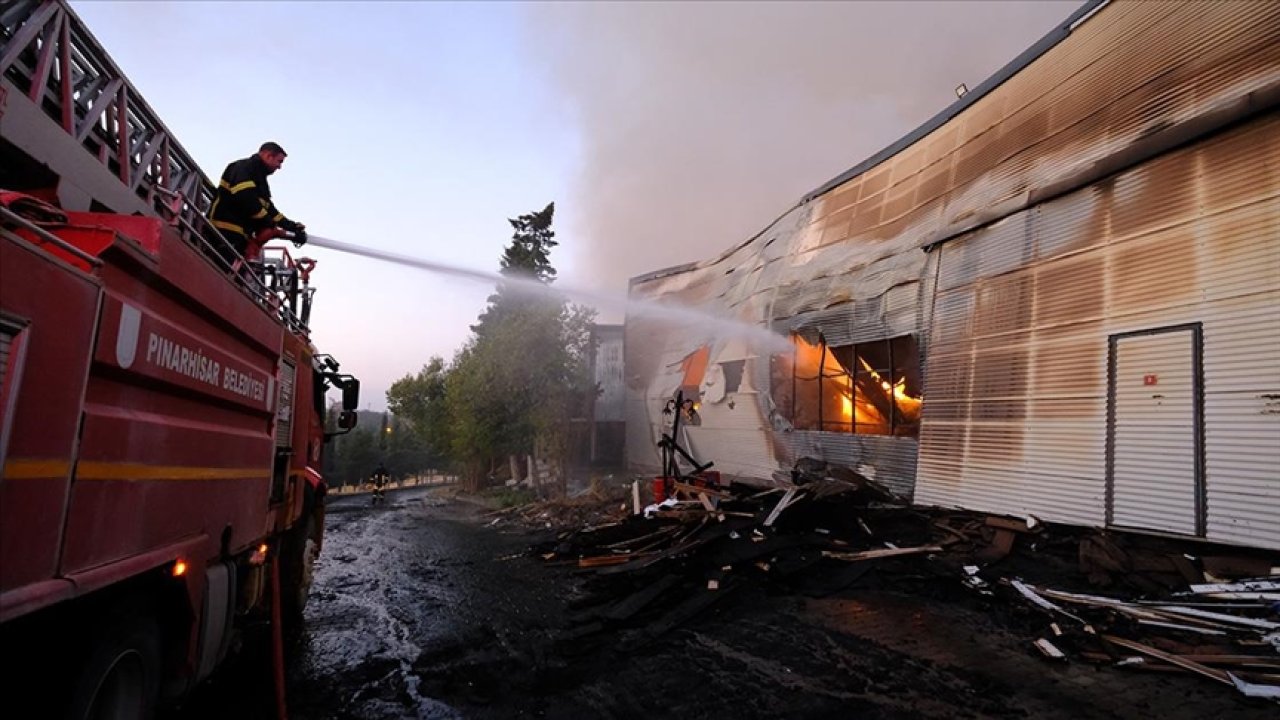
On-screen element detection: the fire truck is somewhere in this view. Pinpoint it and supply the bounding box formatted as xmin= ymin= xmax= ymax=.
xmin=0 ymin=1 xmax=359 ymax=716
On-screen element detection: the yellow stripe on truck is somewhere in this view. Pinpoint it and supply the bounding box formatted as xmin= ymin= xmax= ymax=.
xmin=2 ymin=459 xmax=267 ymax=481
xmin=76 ymin=462 xmax=268 ymax=481
xmin=1 ymin=459 xmax=71 ymax=479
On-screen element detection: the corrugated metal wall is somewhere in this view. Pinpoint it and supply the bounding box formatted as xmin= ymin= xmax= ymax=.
xmin=916 ymin=114 xmax=1280 ymax=548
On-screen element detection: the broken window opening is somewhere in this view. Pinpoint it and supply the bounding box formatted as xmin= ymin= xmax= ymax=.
xmin=776 ymin=333 xmax=921 ymax=437
xmin=769 ymin=352 xmax=795 ymax=426
xmin=721 ymin=359 xmax=745 ymax=394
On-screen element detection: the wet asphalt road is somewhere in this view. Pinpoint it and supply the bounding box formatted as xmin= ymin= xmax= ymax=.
xmin=163 ymin=485 xmax=552 ymax=720
xmin=289 ymin=487 xmax=564 ymax=719
xmin=165 ymin=486 xmax=1277 ymax=720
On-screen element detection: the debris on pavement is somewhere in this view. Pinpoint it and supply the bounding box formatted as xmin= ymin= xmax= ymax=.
xmin=484 ymin=458 xmax=1279 ymax=705
xmin=1004 ymin=578 xmax=1280 ymax=699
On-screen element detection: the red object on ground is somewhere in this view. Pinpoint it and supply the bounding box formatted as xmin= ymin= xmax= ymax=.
xmin=653 ymin=478 xmax=669 ymax=503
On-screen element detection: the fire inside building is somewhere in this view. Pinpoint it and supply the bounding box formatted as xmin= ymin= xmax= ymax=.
xmin=624 ymin=0 xmax=1280 ymax=550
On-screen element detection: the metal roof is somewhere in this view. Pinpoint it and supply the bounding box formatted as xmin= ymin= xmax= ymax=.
xmin=804 ymin=0 xmax=1109 ymax=202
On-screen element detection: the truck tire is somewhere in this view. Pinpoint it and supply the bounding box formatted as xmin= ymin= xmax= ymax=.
xmin=279 ymin=485 xmax=319 ymax=636
xmin=64 ymin=615 xmax=161 ymax=720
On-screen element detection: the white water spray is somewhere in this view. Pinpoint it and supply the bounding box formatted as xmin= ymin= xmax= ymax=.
xmin=306 ymin=234 xmax=791 ymax=354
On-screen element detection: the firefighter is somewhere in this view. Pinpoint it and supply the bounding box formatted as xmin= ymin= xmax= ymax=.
xmin=206 ymin=141 xmax=307 ymax=269
xmin=370 ymin=463 xmax=390 ymax=505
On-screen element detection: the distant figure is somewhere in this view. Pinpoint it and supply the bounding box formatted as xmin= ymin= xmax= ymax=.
xmin=370 ymin=463 xmax=389 ymax=505
xmin=206 ymin=141 xmax=306 ymax=269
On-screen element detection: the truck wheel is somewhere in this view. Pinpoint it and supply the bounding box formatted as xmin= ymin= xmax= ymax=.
xmin=64 ymin=615 xmax=161 ymax=720
xmin=279 ymin=487 xmax=319 ymax=636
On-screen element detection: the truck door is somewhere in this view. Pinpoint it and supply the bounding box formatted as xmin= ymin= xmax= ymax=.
xmin=0 ymin=237 xmax=102 ymax=597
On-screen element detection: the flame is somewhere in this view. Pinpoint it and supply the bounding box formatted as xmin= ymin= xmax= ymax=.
xmin=788 ymin=335 xmax=922 ymax=429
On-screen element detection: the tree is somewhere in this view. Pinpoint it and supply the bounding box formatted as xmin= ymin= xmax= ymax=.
xmin=469 ymin=202 xmax=597 ymax=495
xmin=473 ymin=202 xmax=558 ymax=338
xmin=324 ymin=406 xmax=442 ymax=489
xmin=385 ymin=202 xmax=597 ymax=495
xmin=387 ymin=356 xmax=452 ymax=465
xmin=328 ymin=426 xmax=378 ymax=489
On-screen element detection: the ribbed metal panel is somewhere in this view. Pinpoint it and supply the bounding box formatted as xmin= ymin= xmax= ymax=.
xmin=918 ymin=114 xmax=1280 ymax=548
xmin=779 ymin=432 xmax=918 ymax=498
xmin=1203 ymin=287 xmax=1280 ymax=548
xmin=803 ymin=0 xmax=1280 ymax=260
xmin=781 ymin=283 xmax=924 ymax=350
xmin=1110 ymin=330 xmax=1198 ymax=535
xmin=274 ymin=361 xmax=295 ymax=449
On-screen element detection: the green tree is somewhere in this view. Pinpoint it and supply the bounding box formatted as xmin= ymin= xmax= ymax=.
xmin=466 ymin=202 xmax=597 ymax=495
xmin=329 ymin=426 xmax=378 ymax=489
xmin=387 ymin=356 xmax=452 ymax=466
xmin=473 ymin=202 xmax=558 ymax=338
xmin=385 ymin=202 xmax=597 ymax=495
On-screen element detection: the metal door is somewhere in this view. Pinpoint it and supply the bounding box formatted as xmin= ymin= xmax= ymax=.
xmin=1107 ymin=325 xmax=1203 ymax=536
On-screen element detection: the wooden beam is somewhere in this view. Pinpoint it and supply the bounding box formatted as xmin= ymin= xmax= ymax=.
xmin=1102 ymin=636 xmax=1232 ymax=686
xmin=821 ymin=545 xmax=943 ymax=562
xmin=763 ymin=487 xmax=798 ymax=527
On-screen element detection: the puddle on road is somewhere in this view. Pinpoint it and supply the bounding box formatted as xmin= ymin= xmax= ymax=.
xmin=296 ymin=491 xmax=464 ymax=719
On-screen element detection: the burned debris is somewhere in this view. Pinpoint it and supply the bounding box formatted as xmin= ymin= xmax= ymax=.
xmin=488 ymin=458 xmax=1278 ymax=705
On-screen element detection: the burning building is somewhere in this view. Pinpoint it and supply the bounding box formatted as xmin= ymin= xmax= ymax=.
xmin=625 ymin=0 xmax=1280 ymax=549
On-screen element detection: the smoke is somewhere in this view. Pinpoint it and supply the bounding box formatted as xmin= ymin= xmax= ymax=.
xmin=523 ymin=1 xmax=1079 ymax=296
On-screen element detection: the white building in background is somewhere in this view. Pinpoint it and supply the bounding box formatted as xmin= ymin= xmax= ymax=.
xmin=589 ymin=324 xmax=626 ymax=467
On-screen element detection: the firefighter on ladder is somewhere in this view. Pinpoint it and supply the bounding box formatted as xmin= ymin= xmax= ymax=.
xmin=206 ymin=141 xmax=307 ymax=271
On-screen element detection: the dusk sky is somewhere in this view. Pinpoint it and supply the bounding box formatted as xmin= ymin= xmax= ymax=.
xmin=75 ymin=0 xmax=1078 ymax=411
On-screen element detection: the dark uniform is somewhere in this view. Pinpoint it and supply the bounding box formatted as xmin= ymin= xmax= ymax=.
xmin=206 ymin=154 xmax=300 ymax=268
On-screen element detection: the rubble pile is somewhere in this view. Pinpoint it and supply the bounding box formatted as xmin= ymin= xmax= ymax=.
xmin=484 ymin=485 xmax=634 ymax=531
xmin=941 ymin=512 xmax=1279 ymax=699
xmin=497 ymin=460 xmax=1279 ymax=703
xmin=526 ymin=465 xmax=949 ymax=655
xmin=1002 ymin=577 xmax=1278 ymax=698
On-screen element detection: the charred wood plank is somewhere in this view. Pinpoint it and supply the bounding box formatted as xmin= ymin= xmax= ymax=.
xmin=602 ymin=574 xmax=683 ymax=622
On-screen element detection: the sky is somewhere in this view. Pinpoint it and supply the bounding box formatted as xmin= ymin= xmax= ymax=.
xmin=72 ymin=0 xmax=1079 ymax=411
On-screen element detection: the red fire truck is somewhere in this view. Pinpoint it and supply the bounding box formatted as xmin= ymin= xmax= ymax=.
xmin=1 ymin=1 xmax=359 ymax=716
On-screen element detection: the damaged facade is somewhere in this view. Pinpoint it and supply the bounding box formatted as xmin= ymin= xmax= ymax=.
xmin=625 ymin=0 xmax=1280 ymax=549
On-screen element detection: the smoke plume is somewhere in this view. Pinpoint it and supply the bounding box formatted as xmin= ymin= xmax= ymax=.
xmin=524 ymin=1 xmax=1079 ymax=296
